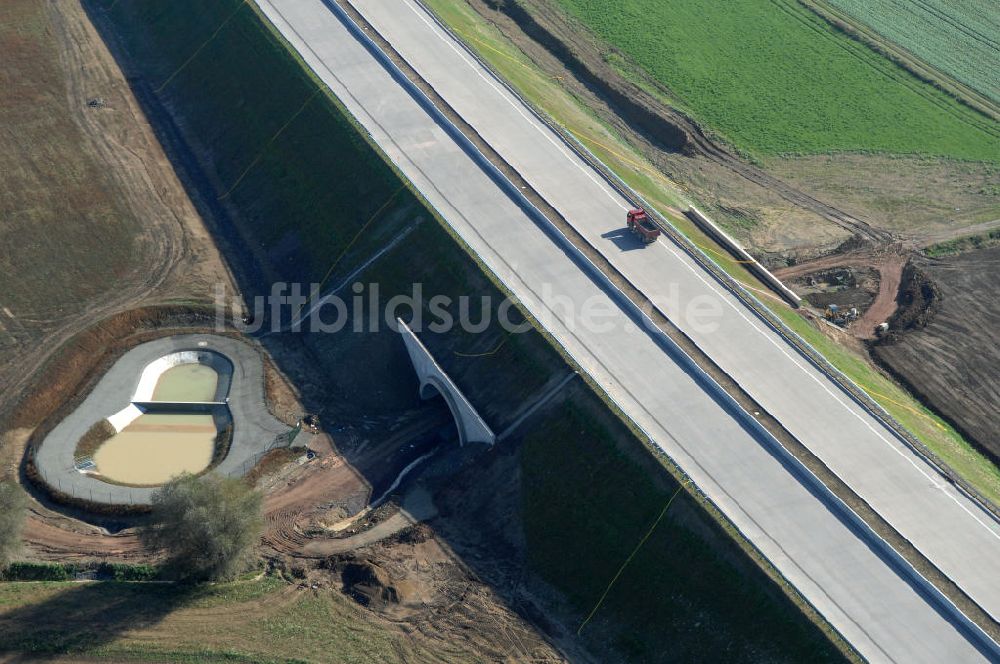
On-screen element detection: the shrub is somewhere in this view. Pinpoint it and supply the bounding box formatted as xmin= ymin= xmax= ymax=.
xmin=2 ymin=561 xmax=71 ymax=581
xmin=96 ymin=562 xmax=159 ymax=582
xmin=141 ymin=474 xmax=263 ymax=582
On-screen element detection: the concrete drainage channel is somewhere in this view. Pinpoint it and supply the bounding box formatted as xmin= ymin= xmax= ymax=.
xmin=30 ymin=334 xmax=292 ymax=507
xmin=302 ymin=0 xmax=1000 ymax=654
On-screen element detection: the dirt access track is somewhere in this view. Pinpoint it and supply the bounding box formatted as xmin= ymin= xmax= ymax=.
xmin=775 ymin=248 xmax=907 ymax=339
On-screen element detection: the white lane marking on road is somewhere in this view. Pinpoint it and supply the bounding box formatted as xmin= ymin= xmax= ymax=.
xmin=391 ymin=0 xmax=1000 ymax=543
xmin=656 ymin=239 xmax=1000 ymax=540
xmin=396 ymin=0 xmax=628 ymax=211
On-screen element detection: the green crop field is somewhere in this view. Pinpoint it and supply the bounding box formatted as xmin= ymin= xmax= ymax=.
xmin=552 ymin=0 xmax=1000 ymax=160
xmin=825 ymin=0 xmax=1000 ymax=104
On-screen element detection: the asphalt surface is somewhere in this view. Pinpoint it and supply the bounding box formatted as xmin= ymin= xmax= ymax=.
xmin=253 ymin=1 xmax=997 ymax=660
xmin=35 ymin=334 xmax=290 ymax=505
xmin=343 ymin=0 xmax=1000 ymax=624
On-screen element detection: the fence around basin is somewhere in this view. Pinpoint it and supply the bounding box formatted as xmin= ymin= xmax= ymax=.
xmin=36 ymin=423 xmax=303 ymax=506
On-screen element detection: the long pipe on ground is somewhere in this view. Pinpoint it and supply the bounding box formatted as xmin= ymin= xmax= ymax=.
xmin=685 ymin=205 xmax=801 ymax=307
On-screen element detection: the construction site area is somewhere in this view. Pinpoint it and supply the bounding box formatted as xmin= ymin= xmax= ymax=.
xmin=1 ymin=0 xmax=999 ymax=662
xmin=0 ymin=1 xmax=848 ymax=661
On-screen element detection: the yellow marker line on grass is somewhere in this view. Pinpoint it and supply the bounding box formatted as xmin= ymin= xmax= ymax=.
xmin=455 ymin=335 xmax=508 ymax=358
xmin=453 ymin=28 xmax=562 ymax=82
xmin=578 ymin=482 xmax=686 ymax=635
xmin=219 ymin=87 xmax=322 ymax=200
xmin=864 ymin=388 xmax=946 ymax=431
xmin=309 ymin=186 xmax=408 ymax=302
xmin=156 ymin=1 xmax=248 ymax=93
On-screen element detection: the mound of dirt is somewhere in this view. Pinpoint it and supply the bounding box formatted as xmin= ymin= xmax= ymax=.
xmin=338 ymin=559 xmax=412 ymax=609
xmin=880 ymin=263 xmax=941 ymax=342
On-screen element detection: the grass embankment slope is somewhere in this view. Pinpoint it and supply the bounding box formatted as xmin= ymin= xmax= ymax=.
xmin=48 ymin=1 xmax=853 ymax=661
xmin=823 ymin=0 xmax=999 ymax=105
xmin=521 ymin=384 xmax=847 ymax=662
xmin=551 ymin=0 xmax=1000 ymax=161
xmin=422 ymin=0 xmax=1000 ymax=504
xmin=97 ymin=0 xmax=416 ymax=294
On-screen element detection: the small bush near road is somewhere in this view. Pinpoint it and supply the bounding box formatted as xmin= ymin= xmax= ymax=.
xmin=2 ymin=561 xmax=71 ymax=582
xmin=141 ymin=474 xmax=263 ymax=582
xmin=1 ymin=561 xmax=159 ymax=582
xmin=95 ymin=562 xmax=159 ymax=582
xmin=0 ymin=482 xmax=26 ymax=569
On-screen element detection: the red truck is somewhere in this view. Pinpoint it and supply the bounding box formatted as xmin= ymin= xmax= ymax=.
xmin=627 ymin=208 xmax=660 ymax=244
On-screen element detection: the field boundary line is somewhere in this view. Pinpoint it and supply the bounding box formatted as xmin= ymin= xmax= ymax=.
xmin=800 ymin=0 xmax=1000 ymax=121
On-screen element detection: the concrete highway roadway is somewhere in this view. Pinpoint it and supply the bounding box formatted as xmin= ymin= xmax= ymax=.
xmin=253 ymin=0 xmax=998 ymax=660
xmin=344 ymin=0 xmax=1000 ymax=626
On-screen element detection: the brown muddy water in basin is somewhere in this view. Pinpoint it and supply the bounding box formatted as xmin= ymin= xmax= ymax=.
xmin=93 ymin=413 xmax=216 ymax=485
xmin=152 ymin=364 xmax=218 ymax=402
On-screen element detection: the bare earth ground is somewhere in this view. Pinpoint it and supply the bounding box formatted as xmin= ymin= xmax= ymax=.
xmin=766 ymin=154 xmax=1000 ymax=245
xmin=0 ymin=0 xmax=232 ymax=423
xmin=874 ymin=248 xmax=1000 ymax=464
xmin=1 ymin=410 xmax=572 ymax=662
xmin=775 ymin=249 xmax=907 ymax=339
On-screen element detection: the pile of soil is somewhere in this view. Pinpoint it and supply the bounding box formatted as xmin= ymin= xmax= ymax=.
xmin=879 ymin=263 xmax=941 ymax=340
xmin=339 ymin=559 xmax=411 ymax=609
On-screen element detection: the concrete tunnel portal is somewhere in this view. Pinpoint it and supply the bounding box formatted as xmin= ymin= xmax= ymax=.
xmin=397 ymin=319 xmax=496 ymax=447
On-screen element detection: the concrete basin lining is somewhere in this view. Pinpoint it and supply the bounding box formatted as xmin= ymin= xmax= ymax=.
xmin=33 ymin=334 xmax=290 ymax=506
xmin=132 ymin=349 xmax=234 ymax=403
